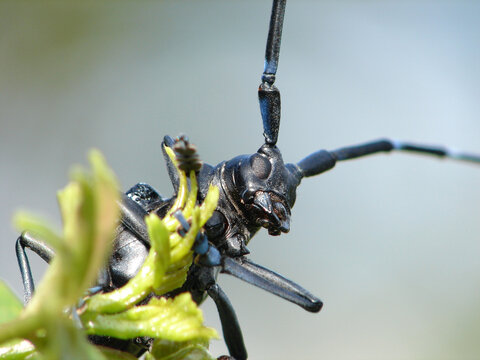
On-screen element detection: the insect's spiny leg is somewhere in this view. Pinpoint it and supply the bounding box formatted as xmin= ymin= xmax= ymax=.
xmin=207 ymin=283 xmax=248 ymax=360
xmin=221 ymin=257 xmax=323 ymax=313
xmin=259 ymin=0 xmax=287 ymax=146
xmin=173 ymin=209 xmax=190 ymax=235
xmin=16 ymin=232 xmax=54 ymax=304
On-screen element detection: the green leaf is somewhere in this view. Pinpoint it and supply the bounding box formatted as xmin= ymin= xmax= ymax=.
xmin=0 ymin=150 xmax=120 ymax=360
xmin=0 ymin=339 xmax=35 ymax=359
xmin=40 ymin=318 xmax=107 ymax=360
xmin=147 ymin=339 xmax=215 ymax=360
xmin=146 ymin=213 xmax=171 ymax=289
xmin=1 ymin=146 xmax=221 ymax=359
xmin=99 ymin=347 xmax=138 ymax=360
xmin=0 ymin=281 xmax=23 ymax=324
xmin=12 ymin=215 xmax=63 ymax=253
xmin=84 ymin=213 xmax=172 ymax=315
xmin=83 ymin=293 xmax=218 ymax=342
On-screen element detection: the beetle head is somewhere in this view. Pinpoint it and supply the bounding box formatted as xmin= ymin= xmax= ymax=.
xmin=221 ymin=144 xmax=302 ymax=236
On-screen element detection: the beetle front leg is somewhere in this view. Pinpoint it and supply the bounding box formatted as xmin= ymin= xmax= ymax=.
xmin=208 ymin=283 xmax=248 ymax=360
xmin=15 ymin=232 xmax=54 ymax=304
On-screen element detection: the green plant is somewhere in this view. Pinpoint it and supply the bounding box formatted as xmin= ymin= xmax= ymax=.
xmin=0 ymin=148 xmax=219 ymax=360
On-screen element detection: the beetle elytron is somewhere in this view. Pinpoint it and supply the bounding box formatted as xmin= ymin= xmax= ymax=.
xmin=14 ymin=1 xmax=480 ymax=359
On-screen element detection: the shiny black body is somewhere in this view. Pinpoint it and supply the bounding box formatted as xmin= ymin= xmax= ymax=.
xmin=104 ymin=139 xmax=305 ymax=295
xmin=89 ymin=135 xmax=322 ymax=358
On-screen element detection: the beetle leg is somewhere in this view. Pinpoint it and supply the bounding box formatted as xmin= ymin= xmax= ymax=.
xmin=173 ymin=210 xmax=222 ymax=266
xmin=207 ymin=283 xmax=248 ymax=360
xmin=195 ymin=264 xmax=247 ymax=360
xmin=173 ymin=209 xmax=190 ymax=237
xmin=222 ymin=256 xmax=322 ymax=313
xmin=15 ymin=232 xmax=55 ymax=304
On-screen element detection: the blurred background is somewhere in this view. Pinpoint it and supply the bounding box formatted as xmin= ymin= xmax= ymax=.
xmin=1 ymin=1 xmax=480 ymax=359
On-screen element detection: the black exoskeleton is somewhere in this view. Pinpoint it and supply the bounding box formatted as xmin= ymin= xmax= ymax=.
xmin=14 ymin=0 xmax=480 ymax=359
xmin=92 ymin=134 xmax=323 ymax=358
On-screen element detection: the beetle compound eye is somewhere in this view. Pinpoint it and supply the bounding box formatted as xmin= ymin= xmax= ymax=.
xmin=249 ymin=153 xmax=272 ymax=179
xmin=204 ymin=210 xmax=227 ymax=239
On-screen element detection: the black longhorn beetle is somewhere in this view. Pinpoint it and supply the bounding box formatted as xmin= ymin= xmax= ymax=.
xmin=13 ymin=1 xmax=480 ymax=359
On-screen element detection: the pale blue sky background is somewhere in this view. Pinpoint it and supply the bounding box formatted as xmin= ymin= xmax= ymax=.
xmin=1 ymin=1 xmax=480 ymax=359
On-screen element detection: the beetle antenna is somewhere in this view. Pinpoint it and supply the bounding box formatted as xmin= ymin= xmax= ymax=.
xmin=294 ymin=138 xmax=480 ymax=179
xmin=259 ymin=0 xmax=287 ymax=147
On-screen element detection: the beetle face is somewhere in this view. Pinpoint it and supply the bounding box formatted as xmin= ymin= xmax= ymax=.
xmin=247 ymin=190 xmax=291 ymax=235
xmin=222 ymin=144 xmax=301 ymax=236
